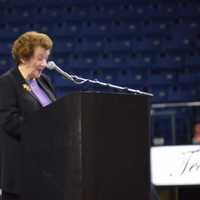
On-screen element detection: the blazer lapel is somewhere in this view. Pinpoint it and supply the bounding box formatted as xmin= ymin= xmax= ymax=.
xmin=10 ymin=67 xmax=43 ymax=106
xmin=37 ymin=78 xmax=56 ymax=102
xmin=10 ymin=67 xmax=56 ymax=105
xmin=28 ymin=87 xmax=43 ymax=106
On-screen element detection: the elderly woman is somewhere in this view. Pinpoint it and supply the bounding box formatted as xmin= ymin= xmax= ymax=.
xmin=0 ymin=31 xmax=57 ymax=200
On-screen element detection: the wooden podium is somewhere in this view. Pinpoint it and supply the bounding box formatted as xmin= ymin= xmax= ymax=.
xmin=21 ymin=92 xmax=151 ymax=200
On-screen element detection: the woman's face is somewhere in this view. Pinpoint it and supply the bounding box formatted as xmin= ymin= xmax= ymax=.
xmin=23 ymin=46 xmax=50 ymax=79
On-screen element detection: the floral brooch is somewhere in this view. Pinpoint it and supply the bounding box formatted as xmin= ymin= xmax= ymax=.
xmin=22 ymin=83 xmax=31 ymax=92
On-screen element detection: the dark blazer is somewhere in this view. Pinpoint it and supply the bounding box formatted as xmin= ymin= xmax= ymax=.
xmin=0 ymin=67 xmax=56 ymax=194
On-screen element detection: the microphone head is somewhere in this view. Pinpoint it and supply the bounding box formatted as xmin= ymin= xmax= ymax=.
xmin=46 ymin=61 xmax=56 ymax=70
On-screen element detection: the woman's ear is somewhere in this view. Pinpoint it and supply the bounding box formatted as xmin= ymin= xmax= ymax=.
xmin=20 ymin=58 xmax=26 ymax=64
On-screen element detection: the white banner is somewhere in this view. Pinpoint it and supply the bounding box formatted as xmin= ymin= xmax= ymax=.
xmin=151 ymin=145 xmax=200 ymax=186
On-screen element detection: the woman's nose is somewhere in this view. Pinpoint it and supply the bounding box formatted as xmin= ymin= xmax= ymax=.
xmin=41 ymin=59 xmax=47 ymax=67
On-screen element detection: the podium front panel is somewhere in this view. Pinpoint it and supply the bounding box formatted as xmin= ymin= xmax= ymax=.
xmin=21 ymin=92 xmax=150 ymax=200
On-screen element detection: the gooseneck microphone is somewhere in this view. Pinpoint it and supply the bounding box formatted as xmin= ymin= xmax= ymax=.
xmin=46 ymin=61 xmax=74 ymax=81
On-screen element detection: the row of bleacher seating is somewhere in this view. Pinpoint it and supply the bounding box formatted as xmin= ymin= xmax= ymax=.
xmin=0 ymin=56 xmax=199 ymax=71
xmin=1 ymin=2 xmax=200 ymax=16
xmin=0 ymin=18 xmax=199 ymax=39
xmin=0 ymin=19 xmax=199 ymax=30
xmin=0 ymin=42 xmax=197 ymax=56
